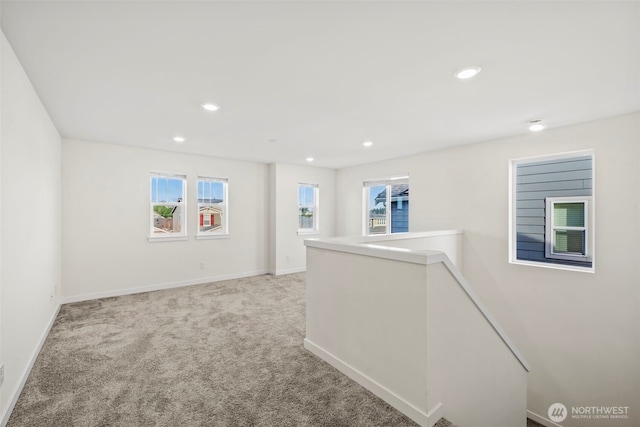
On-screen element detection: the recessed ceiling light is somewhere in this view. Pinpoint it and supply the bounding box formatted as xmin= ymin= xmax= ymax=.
xmin=455 ymin=66 xmax=482 ymax=80
xmin=363 ymin=141 xmax=374 ymax=147
xmin=201 ymin=103 xmax=219 ymax=111
xmin=173 ymin=136 xmax=186 ymax=143
xmin=529 ymin=120 xmax=546 ymax=132
xmin=306 ymin=157 xmax=315 ymax=162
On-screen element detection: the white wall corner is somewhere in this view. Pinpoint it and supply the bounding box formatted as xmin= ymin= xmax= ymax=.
xmin=426 ymin=402 xmax=444 ymax=427
xmin=1 ymin=304 xmax=61 ymax=427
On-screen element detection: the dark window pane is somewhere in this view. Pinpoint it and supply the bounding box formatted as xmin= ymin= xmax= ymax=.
xmin=554 ymin=230 xmax=585 ymax=254
xmin=553 ymin=203 xmax=584 ymax=227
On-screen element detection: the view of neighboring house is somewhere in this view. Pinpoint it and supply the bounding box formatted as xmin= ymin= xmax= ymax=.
xmin=199 ymin=206 xmax=223 ymax=232
xmin=370 ymin=184 xmax=409 ymax=234
xmin=153 ymin=212 xmax=173 ymax=232
xmin=153 ymin=205 xmax=182 ymax=234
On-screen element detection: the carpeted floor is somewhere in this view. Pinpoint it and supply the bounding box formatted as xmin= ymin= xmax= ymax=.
xmin=9 ymin=273 xmax=440 ymax=427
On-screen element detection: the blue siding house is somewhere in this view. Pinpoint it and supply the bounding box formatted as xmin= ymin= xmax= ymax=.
xmin=375 ymin=184 xmax=409 ymax=233
xmin=515 ymin=155 xmax=592 ymax=268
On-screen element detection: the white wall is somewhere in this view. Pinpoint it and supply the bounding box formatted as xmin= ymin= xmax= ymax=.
xmin=305 ymin=247 xmax=430 ymax=424
xmin=0 ymin=2 xmax=4 ymax=406
xmin=0 ymin=31 xmax=62 ymax=423
xmin=426 ymin=261 xmax=528 ymax=427
xmin=268 ymin=162 xmax=277 ymax=275
xmin=335 ymin=113 xmax=640 ymax=426
xmin=62 ymin=139 xmax=269 ymax=300
xmin=268 ymin=162 xmax=335 ymax=275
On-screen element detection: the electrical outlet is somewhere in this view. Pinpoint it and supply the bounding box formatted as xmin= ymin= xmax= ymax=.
xmin=199 ymin=263 xmax=205 ymax=270
xmin=0 ymin=364 xmax=4 ymax=387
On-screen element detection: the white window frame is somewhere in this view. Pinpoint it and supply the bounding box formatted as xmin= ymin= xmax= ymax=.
xmin=196 ymin=176 xmax=229 ymax=240
xmin=149 ymin=171 xmax=187 ymax=242
xmin=363 ymin=176 xmax=409 ymax=236
xmin=545 ymin=196 xmax=592 ymax=262
xmin=509 ymin=150 xmax=595 ymax=273
xmin=298 ymin=183 xmax=319 ymax=235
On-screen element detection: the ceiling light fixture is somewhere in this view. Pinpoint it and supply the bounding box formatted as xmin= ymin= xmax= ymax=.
xmin=528 ymin=120 xmax=546 ymax=132
xmin=306 ymin=157 xmax=315 ymax=163
xmin=455 ymin=66 xmax=482 ymax=80
xmin=173 ymin=136 xmax=186 ymax=143
xmin=363 ymin=141 xmax=374 ymax=147
xmin=201 ymin=103 xmax=220 ymax=112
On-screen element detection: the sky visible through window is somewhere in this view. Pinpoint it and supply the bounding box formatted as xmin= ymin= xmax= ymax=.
xmin=199 ymin=180 xmax=224 ymax=203
xmin=368 ymin=185 xmax=385 ymax=209
xmin=298 ymin=185 xmax=314 ymax=206
xmin=151 ymin=177 xmax=183 ymax=203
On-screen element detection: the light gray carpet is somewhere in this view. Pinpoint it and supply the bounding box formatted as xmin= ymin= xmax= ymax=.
xmin=9 ymin=273 xmax=453 ymax=427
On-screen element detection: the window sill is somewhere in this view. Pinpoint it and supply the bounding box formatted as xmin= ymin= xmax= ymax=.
xmin=148 ymin=235 xmax=188 ymax=243
xmin=298 ymin=230 xmax=320 ymax=236
xmin=196 ymin=234 xmax=230 ymax=240
xmin=510 ymin=259 xmax=594 ymax=274
xmin=545 ymin=252 xmax=590 ymax=263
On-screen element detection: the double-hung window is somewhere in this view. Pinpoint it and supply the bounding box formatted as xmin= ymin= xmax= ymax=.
xmin=363 ymin=176 xmax=409 ymax=235
xmin=298 ymin=183 xmax=319 ymax=233
xmin=197 ymin=177 xmax=228 ymax=238
xmin=545 ymin=197 xmax=591 ymax=262
xmin=510 ymin=152 xmax=594 ymax=271
xmin=150 ymin=172 xmax=187 ymax=241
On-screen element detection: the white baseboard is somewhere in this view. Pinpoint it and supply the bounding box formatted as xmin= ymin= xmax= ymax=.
xmin=62 ymin=270 xmax=269 ymax=304
xmin=304 ymin=338 xmax=438 ymax=427
xmin=274 ymin=267 xmax=306 ymax=276
xmin=1 ymin=303 xmax=61 ymax=427
xmin=527 ymin=409 xmax=563 ymax=427
xmin=426 ymin=402 xmax=444 ymax=427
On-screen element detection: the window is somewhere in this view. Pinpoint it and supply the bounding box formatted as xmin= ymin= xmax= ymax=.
xmin=150 ymin=172 xmax=186 ymax=240
xmin=298 ymin=183 xmax=318 ymax=233
xmin=364 ymin=177 xmax=409 ymax=235
xmin=197 ymin=177 xmax=228 ymax=237
xmin=545 ymin=197 xmax=591 ymax=262
xmin=510 ymin=152 xmax=594 ymax=271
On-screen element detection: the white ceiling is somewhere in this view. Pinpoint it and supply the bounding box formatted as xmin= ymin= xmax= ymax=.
xmin=1 ymin=1 xmax=639 ymax=169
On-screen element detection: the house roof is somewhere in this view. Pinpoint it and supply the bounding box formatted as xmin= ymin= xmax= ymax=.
xmin=375 ymin=184 xmax=409 ymax=204
xmin=198 ymin=199 xmax=223 ymax=204
xmin=199 ymin=206 xmax=222 ymax=214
